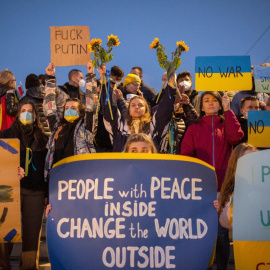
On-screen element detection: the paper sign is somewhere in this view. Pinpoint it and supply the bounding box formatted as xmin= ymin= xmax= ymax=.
xmin=248 ymin=110 xmax=270 ymax=148
xmin=233 ymin=150 xmax=270 ymax=269
xmin=0 ymin=139 xmax=21 ymax=243
xmin=254 ymin=65 xmax=270 ymax=93
xmin=47 ymin=153 xmax=218 ymax=270
xmin=50 ymin=26 xmax=90 ymax=67
xmin=195 ymin=56 xmax=252 ymax=91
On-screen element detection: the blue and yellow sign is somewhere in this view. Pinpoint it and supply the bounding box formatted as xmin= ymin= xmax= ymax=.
xmin=233 ymin=150 xmax=270 ymax=269
xmin=47 ymin=153 xmax=218 ymax=270
xmin=0 ymin=139 xmax=21 ymax=243
xmin=254 ymin=65 xmax=270 ymax=93
xmin=248 ymin=110 xmax=270 ymax=148
xmin=195 ymin=56 xmax=252 ymax=91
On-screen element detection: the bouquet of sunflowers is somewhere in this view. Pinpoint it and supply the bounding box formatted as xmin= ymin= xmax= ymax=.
xmin=150 ymin=38 xmax=189 ymax=102
xmin=87 ymin=34 xmax=120 ymax=120
xmin=88 ymin=34 xmax=120 ymax=69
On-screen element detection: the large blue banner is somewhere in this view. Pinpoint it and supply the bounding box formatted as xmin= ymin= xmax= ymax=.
xmin=47 ymin=153 xmax=218 ymax=270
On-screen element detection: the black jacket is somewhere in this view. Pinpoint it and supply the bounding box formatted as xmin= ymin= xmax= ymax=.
xmin=59 ymin=83 xmax=85 ymax=103
xmin=6 ymin=86 xmax=51 ymax=136
xmin=0 ymin=119 xmax=48 ymax=191
xmin=237 ymin=115 xmax=248 ymax=143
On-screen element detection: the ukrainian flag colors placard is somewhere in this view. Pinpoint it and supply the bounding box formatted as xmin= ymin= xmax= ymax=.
xmin=0 ymin=139 xmax=21 ymax=243
xmin=248 ymin=110 xmax=270 ymax=148
xmin=195 ymin=56 xmax=252 ymax=91
xmin=233 ymin=150 xmax=270 ymax=269
xmin=254 ymin=65 xmax=270 ymax=93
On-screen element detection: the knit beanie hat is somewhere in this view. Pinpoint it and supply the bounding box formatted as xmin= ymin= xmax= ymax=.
xmin=123 ymin=74 xmax=141 ymax=87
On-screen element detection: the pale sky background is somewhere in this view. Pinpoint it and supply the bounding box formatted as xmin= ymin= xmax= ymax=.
xmin=0 ymin=0 xmax=269 ymax=93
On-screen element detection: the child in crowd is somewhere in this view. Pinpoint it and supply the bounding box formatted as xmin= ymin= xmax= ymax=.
xmin=219 ymin=143 xmax=258 ymax=229
xmin=123 ymin=133 xmax=157 ymax=153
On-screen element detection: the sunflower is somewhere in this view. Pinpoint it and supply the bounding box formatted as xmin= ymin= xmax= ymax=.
xmin=176 ymin=41 xmax=189 ymax=52
xmin=149 ymin=38 xmax=159 ymax=49
xmin=87 ymin=38 xmax=102 ymax=52
xmin=108 ymin=34 xmax=120 ymax=46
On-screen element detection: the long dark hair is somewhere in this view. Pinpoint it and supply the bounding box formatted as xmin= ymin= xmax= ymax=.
xmin=198 ymin=91 xmax=224 ymax=121
xmin=13 ymin=100 xmax=47 ymax=149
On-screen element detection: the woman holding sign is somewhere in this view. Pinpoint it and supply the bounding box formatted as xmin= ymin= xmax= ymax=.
xmin=181 ymin=91 xmax=244 ymax=270
xmin=0 ymin=100 xmax=48 ymax=270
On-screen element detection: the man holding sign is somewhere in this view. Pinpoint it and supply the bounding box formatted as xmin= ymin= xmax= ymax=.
xmin=49 ymin=26 xmax=91 ymax=103
xmin=237 ymin=96 xmax=260 ymax=143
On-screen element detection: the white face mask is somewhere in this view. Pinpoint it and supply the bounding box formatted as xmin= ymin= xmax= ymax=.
xmin=116 ymin=81 xmax=122 ymax=87
xmin=179 ymin=81 xmax=192 ymax=91
xmin=78 ymin=79 xmax=85 ymax=88
xmin=241 ymin=109 xmax=248 ymax=119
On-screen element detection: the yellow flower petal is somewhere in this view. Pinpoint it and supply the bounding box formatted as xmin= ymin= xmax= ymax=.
xmin=149 ymin=37 xmax=159 ymax=50
xmin=88 ymin=38 xmax=102 ymax=52
xmin=176 ymin=41 xmax=189 ymax=51
xmin=108 ymin=34 xmax=120 ymax=46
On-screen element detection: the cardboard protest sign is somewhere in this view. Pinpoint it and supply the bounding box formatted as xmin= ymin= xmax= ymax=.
xmin=233 ymin=150 xmax=270 ymax=269
xmin=248 ymin=110 xmax=270 ymax=148
xmin=195 ymin=56 xmax=252 ymax=91
xmin=50 ymin=26 xmax=90 ymax=67
xmin=0 ymin=139 xmax=21 ymax=243
xmin=254 ymin=65 xmax=270 ymax=93
xmin=47 ymin=153 xmax=218 ymax=270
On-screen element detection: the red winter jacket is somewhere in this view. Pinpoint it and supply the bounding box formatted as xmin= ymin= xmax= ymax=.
xmin=180 ymin=110 xmax=244 ymax=191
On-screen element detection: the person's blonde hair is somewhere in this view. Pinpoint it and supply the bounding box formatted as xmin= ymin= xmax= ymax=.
xmin=0 ymin=69 xmax=14 ymax=86
xmin=126 ymin=96 xmax=151 ymax=133
xmin=218 ymin=143 xmax=258 ymax=214
xmin=124 ymin=133 xmax=157 ymax=153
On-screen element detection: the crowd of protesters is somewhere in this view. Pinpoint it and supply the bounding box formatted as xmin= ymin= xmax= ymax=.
xmin=0 ymin=61 xmax=269 ymax=270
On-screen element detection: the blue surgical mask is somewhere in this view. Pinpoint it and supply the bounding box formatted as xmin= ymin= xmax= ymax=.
xmin=19 ymin=111 xmax=35 ymax=125
xmin=64 ymin=108 xmax=79 ymax=123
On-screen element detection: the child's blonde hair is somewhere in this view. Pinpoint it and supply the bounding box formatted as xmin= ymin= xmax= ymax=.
xmin=124 ymin=133 xmax=157 ymax=153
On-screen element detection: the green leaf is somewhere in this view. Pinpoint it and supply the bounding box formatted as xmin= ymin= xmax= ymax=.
xmin=91 ymin=60 xmax=96 ymax=68
xmin=174 ymin=57 xmax=181 ymax=71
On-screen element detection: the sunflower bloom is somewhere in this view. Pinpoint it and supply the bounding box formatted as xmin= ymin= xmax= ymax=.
xmin=149 ymin=37 xmax=159 ymax=49
xmin=108 ymin=34 xmax=120 ymax=46
xmin=87 ymin=38 xmax=102 ymax=52
xmin=176 ymin=41 xmax=189 ymax=52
